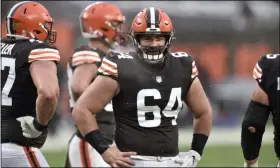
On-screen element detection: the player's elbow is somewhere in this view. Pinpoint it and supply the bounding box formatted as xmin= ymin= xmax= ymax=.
xmin=37 ymin=85 xmax=59 ymax=102
xmin=193 ymin=103 xmax=213 ymax=120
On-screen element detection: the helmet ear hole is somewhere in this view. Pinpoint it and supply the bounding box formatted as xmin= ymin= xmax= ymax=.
xmin=101 ymin=27 xmax=108 ymax=32
xmin=11 ymin=21 xmax=19 ymax=34
xmin=34 ymin=30 xmax=42 ymax=34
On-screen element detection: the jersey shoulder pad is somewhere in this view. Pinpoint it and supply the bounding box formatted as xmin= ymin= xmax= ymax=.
xmin=28 ymin=41 xmax=60 ymax=63
xmin=253 ymin=54 xmax=279 ymax=87
xmin=170 ymin=52 xmax=198 ymax=79
xmin=97 ymin=51 xmax=123 ymax=79
xmin=71 ymin=45 xmax=101 ymax=67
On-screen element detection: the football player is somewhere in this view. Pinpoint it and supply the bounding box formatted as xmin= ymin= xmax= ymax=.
xmin=241 ymin=54 xmax=280 ymax=167
xmin=65 ymin=2 xmax=126 ymax=167
xmin=1 ymin=1 xmax=60 ymax=167
xmin=73 ymin=7 xmax=213 ymax=167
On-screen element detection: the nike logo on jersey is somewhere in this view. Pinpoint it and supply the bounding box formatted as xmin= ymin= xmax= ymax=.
xmin=1 ymin=43 xmax=15 ymax=55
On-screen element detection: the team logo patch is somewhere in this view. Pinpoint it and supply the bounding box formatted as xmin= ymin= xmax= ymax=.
xmin=156 ymin=76 xmax=162 ymax=83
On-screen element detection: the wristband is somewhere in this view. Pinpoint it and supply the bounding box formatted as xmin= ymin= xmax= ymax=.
xmin=33 ymin=118 xmax=48 ymax=132
xmin=191 ymin=133 xmax=208 ymax=156
xmin=84 ymin=130 xmax=109 ymax=154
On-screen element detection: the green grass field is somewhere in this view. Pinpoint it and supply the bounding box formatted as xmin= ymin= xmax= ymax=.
xmin=43 ymin=144 xmax=277 ymax=167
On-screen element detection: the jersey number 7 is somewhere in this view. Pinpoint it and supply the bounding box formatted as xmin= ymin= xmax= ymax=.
xmin=1 ymin=57 xmax=16 ymax=106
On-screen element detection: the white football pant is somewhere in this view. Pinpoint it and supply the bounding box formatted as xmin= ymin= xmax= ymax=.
xmin=2 ymin=143 xmax=49 ymax=167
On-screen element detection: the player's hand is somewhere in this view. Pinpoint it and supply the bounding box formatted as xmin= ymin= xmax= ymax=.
xmin=16 ymin=116 xmax=47 ymax=138
xmin=175 ymin=150 xmax=201 ymax=167
xmin=101 ymin=145 xmax=137 ymax=167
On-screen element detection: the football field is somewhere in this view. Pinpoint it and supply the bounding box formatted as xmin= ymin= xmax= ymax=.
xmin=42 ymin=126 xmax=276 ymax=167
xmin=43 ymin=144 xmax=276 ymax=167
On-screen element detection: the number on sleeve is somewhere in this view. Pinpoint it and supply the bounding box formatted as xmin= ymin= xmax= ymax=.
xmin=1 ymin=57 xmax=16 ymax=106
xmin=266 ymin=54 xmax=279 ymax=59
xmin=171 ymin=52 xmax=188 ymax=57
xmin=117 ymin=53 xmax=133 ymax=59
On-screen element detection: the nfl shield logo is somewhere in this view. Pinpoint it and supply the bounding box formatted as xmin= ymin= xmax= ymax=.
xmin=156 ymin=76 xmax=162 ymax=83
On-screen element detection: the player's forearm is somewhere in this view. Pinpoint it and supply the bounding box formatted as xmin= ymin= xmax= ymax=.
xmin=36 ymin=89 xmax=59 ymax=125
xmin=191 ymin=109 xmax=212 ymax=155
xmin=193 ymin=109 xmax=212 ymax=136
xmin=72 ymin=106 xmax=99 ymax=136
xmin=73 ymin=106 xmax=111 ymax=154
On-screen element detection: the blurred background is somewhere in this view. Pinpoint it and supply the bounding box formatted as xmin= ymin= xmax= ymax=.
xmin=1 ymin=1 xmax=279 ymax=167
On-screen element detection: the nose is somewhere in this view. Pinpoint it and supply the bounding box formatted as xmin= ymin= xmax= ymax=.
xmin=150 ymin=39 xmax=161 ymax=46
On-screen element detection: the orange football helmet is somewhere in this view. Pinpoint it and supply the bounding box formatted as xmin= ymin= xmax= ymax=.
xmin=80 ymin=2 xmax=125 ymax=48
xmin=5 ymin=1 xmax=56 ymax=44
xmin=129 ymin=7 xmax=175 ymax=63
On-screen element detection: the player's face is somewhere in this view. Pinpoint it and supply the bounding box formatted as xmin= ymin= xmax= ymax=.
xmin=139 ymin=35 xmax=166 ymax=47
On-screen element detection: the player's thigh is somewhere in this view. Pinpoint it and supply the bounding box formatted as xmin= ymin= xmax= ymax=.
xmin=68 ymin=135 xmax=110 ymax=167
xmin=2 ymin=143 xmax=49 ymax=167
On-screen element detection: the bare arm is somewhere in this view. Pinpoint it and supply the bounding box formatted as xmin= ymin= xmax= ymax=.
xmin=72 ymin=75 xmax=118 ymax=136
xmin=71 ymin=64 xmax=98 ymax=101
xmin=251 ymin=84 xmax=269 ymax=106
xmin=30 ymin=61 xmax=59 ymax=125
xmin=186 ymin=78 xmax=212 ymax=137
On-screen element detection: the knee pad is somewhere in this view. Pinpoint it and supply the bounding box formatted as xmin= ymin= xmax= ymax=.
xmin=241 ymin=101 xmax=270 ymax=160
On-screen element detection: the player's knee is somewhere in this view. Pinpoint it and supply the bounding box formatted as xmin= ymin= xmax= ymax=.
xmin=242 ymin=100 xmax=270 ymax=135
xmin=38 ymin=87 xmax=59 ymax=101
xmin=241 ymin=101 xmax=270 ymax=160
xmin=241 ymin=112 xmax=266 ymax=144
xmin=241 ymin=119 xmax=265 ymax=135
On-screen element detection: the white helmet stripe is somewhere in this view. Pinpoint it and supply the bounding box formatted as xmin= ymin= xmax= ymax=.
xmin=6 ymin=1 xmax=31 ymax=34
xmin=149 ymin=7 xmax=155 ymax=29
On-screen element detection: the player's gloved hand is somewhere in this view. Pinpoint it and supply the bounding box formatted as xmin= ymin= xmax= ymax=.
xmin=101 ymin=145 xmax=137 ymax=167
xmin=16 ymin=116 xmax=47 ymax=138
xmin=175 ymin=150 xmax=201 ymax=167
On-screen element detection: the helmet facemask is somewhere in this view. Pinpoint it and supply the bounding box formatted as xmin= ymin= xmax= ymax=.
xmin=131 ymin=31 xmax=174 ymax=64
xmin=104 ymin=19 xmax=126 ymax=49
xmin=81 ymin=18 xmax=126 ymax=49
xmin=41 ymin=21 xmax=57 ymax=44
